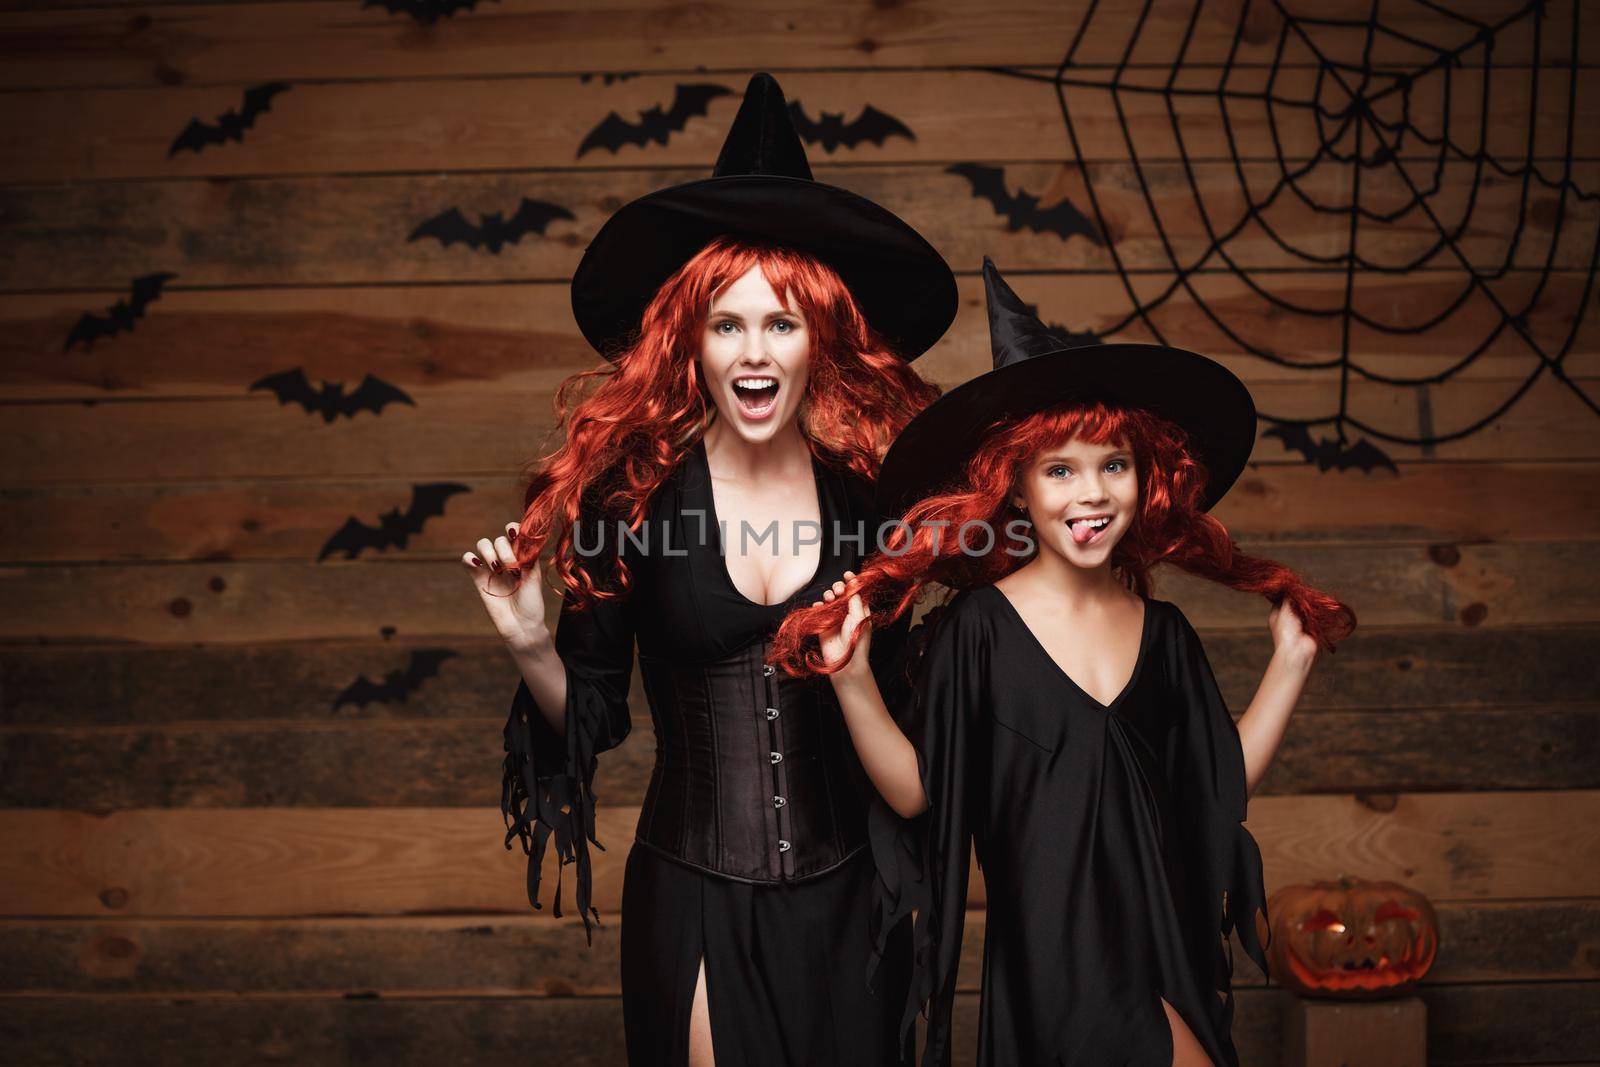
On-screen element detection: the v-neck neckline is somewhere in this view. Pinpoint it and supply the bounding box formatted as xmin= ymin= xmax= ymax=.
xmin=986 ymin=583 xmax=1153 ymax=711
xmin=691 ymin=435 xmax=831 ymax=610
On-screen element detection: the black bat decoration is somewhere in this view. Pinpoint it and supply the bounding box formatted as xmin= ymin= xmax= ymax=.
xmin=577 ymin=83 xmax=735 ymax=157
xmin=785 ymin=101 xmax=915 ymax=152
xmin=168 ymin=82 xmax=290 ymax=157
xmin=319 ymin=482 xmax=471 ymax=560
xmin=64 ymin=272 xmax=178 ymax=352
xmin=250 ymin=368 xmax=416 ymax=423
xmin=361 ymin=0 xmax=494 ymax=25
xmin=1262 ymin=422 xmax=1399 ymax=473
xmin=334 ymin=648 xmax=459 ymax=709
xmin=408 ymin=198 xmax=575 ymax=254
xmin=947 ymin=163 xmax=1105 ymax=245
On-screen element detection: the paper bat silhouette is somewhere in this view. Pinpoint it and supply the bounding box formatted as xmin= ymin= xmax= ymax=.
xmin=250 ymin=369 xmax=416 ymax=422
xmin=334 ymin=648 xmax=459 ymax=709
xmin=168 ymin=82 xmax=290 ymax=157
xmin=785 ymin=101 xmax=915 ymax=152
xmin=319 ymin=482 xmax=471 ymax=560
xmin=63 ymin=272 xmax=178 ymax=352
xmin=947 ymin=163 xmax=1105 ymax=245
xmin=1262 ymin=422 xmax=1399 ymax=473
xmin=408 ymin=198 xmax=575 ymax=253
xmin=577 ymin=83 xmax=735 ymax=157
xmin=361 ymin=0 xmax=492 ymax=25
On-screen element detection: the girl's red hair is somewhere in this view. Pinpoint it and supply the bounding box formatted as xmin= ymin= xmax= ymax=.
xmin=770 ymin=400 xmax=1357 ymax=676
xmin=508 ymin=236 xmax=939 ymax=604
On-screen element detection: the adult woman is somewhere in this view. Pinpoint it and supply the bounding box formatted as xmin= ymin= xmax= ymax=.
xmin=463 ymin=74 xmax=955 ymax=1066
xmin=772 ymin=260 xmax=1357 ymax=1066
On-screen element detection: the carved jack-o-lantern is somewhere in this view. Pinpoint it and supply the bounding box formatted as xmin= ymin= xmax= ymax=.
xmin=1258 ymin=876 xmax=1440 ymax=998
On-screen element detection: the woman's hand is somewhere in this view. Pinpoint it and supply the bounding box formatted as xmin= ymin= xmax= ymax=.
xmin=814 ymin=570 xmax=872 ymax=679
xmin=1269 ymin=598 xmax=1318 ymax=668
xmin=464 ymin=521 xmax=550 ymax=650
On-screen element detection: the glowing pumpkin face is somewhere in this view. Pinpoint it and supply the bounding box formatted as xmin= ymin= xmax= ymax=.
xmin=1264 ymin=876 xmax=1440 ymax=998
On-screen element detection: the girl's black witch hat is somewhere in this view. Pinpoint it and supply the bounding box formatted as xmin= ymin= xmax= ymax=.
xmin=570 ymin=72 xmax=957 ymax=362
xmin=877 ymin=258 xmax=1257 ymax=514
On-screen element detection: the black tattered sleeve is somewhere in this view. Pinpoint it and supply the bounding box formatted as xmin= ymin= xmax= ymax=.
xmin=500 ymin=526 xmax=635 ymax=945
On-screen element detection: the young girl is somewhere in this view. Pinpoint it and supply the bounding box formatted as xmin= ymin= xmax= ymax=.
xmin=771 ymin=259 xmax=1357 ymax=1067
xmin=464 ymin=74 xmax=954 ymax=1066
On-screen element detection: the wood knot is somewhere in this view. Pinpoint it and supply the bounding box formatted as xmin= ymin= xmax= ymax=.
xmin=1459 ymin=602 xmax=1488 ymax=627
xmin=1427 ymin=544 xmax=1461 ymax=567
xmin=1354 ymin=793 xmax=1399 ymax=814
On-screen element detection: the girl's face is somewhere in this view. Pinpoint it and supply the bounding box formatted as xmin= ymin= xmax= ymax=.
xmin=1012 ymin=434 xmax=1138 ymax=569
xmin=699 ymin=264 xmax=811 ymax=445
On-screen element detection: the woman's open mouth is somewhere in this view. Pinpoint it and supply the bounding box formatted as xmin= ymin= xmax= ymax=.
xmin=732 ymin=376 xmax=781 ymax=420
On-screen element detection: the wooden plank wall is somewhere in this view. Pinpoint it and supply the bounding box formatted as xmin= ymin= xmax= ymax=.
xmin=1 ymin=1 xmax=1598 ymax=1064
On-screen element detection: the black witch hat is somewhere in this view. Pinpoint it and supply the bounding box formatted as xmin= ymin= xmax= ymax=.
xmin=570 ymin=72 xmax=957 ymax=362
xmin=877 ymin=258 xmax=1257 ymax=514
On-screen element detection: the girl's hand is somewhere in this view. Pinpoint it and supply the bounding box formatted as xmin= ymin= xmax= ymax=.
xmin=463 ymin=521 xmax=549 ymax=649
xmin=1269 ymin=599 xmax=1318 ymax=667
xmin=814 ymin=570 xmax=872 ymax=678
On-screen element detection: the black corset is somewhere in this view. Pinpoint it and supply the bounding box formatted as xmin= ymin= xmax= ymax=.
xmin=633 ymin=638 xmax=871 ymax=882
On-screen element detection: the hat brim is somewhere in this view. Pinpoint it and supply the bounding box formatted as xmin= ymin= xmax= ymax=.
xmin=571 ymin=174 xmax=957 ymax=362
xmin=876 ymin=343 xmax=1258 ymax=515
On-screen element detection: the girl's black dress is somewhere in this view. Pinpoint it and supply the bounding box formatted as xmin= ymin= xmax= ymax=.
xmin=501 ymin=436 xmax=913 ymax=1067
xmin=870 ymin=584 xmax=1271 ymax=1067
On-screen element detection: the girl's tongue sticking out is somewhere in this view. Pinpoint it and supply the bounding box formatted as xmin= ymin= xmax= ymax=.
xmin=1070 ymin=516 xmax=1110 ymax=545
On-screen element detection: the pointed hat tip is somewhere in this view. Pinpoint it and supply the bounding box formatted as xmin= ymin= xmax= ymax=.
xmin=981 ymin=256 xmax=1066 ymax=369
xmin=714 ymin=71 xmax=811 ymax=180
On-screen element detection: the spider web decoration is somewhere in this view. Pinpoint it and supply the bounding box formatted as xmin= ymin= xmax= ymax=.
xmin=991 ymin=0 xmax=1598 ymax=470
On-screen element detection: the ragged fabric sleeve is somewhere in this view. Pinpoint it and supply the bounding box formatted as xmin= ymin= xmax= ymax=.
xmin=1163 ymin=603 xmax=1272 ymax=1033
xmin=865 ymin=591 xmax=988 ymax=1067
xmin=500 ymin=524 xmax=635 ymax=946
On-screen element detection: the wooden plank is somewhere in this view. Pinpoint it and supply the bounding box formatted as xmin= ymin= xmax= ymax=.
xmin=1 ymin=461 xmax=1597 ymax=569
xmin=3 ymin=899 xmax=1593 ymax=996
xmin=1253 ymin=706 xmax=1600 ymax=794
xmin=1 ymin=791 xmax=1594 ymax=916
xmin=1416 ymin=982 xmax=1600 ymax=1064
xmin=0 ymin=0 xmax=1589 ymax=88
xmin=4 ymin=160 xmax=1596 ymax=290
xmin=1 ymin=540 xmax=1596 ymax=646
xmin=6 ymin=274 xmax=1597 ymax=407
xmin=7 ymin=624 xmax=1598 ymax=730
xmin=2 ymin=67 xmax=1593 ymax=182
xmin=1 ymin=374 xmax=1596 ymax=493
xmin=0 ymin=983 xmax=1594 ymax=1066
xmin=4 ymin=704 xmax=1595 ymax=809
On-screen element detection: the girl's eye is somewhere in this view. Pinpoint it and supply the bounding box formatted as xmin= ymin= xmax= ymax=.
xmin=1047 ymin=465 xmax=1070 ymax=478
xmin=1105 ymin=459 xmax=1127 ymax=474
xmin=771 ymin=319 xmax=795 ymax=333
xmin=714 ymin=321 xmax=738 ymax=334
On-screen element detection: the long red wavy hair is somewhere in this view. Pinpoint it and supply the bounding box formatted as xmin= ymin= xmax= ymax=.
xmin=508 ymin=236 xmax=939 ymax=606
xmin=770 ymin=399 xmax=1357 ymax=676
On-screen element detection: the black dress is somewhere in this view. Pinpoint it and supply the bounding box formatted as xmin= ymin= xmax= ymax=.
xmin=501 ymin=436 xmax=914 ymax=1067
xmin=869 ymin=584 xmax=1271 ymax=1067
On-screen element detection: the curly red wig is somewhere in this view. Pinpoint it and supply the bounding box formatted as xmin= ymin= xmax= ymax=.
xmin=507 ymin=236 xmax=940 ymax=607
xmin=770 ymin=399 xmax=1357 ymax=676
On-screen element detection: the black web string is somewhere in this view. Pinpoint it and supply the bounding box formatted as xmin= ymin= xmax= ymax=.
xmin=990 ymin=0 xmax=1598 ymax=452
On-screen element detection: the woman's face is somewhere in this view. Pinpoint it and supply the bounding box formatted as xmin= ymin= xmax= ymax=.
xmin=699 ymin=264 xmax=810 ymax=445
xmin=1012 ymin=433 xmax=1139 ymax=569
